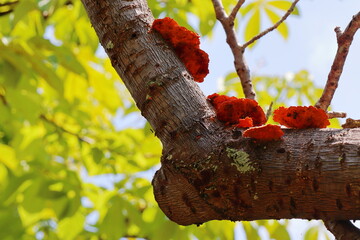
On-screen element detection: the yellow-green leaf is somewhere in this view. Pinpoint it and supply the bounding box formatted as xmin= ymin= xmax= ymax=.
xmin=264 ymin=8 xmax=289 ymax=39
xmin=244 ymin=9 xmax=261 ymax=45
xmin=304 ymin=226 xmax=319 ymax=240
xmin=0 ymin=144 xmax=17 ymax=170
xmin=268 ymin=0 xmax=300 ymax=15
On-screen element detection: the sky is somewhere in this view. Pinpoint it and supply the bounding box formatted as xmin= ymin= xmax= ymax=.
xmin=201 ymin=0 xmax=360 ymax=124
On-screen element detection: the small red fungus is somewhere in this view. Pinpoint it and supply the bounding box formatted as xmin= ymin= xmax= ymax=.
xmin=243 ymin=124 xmax=284 ymax=141
xmin=207 ymin=93 xmax=266 ymax=126
xmin=236 ymin=117 xmax=253 ymax=128
xmin=273 ymin=106 xmax=330 ymax=129
xmin=151 ymin=17 xmax=209 ymax=83
xmin=207 ymin=93 xmax=235 ymax=108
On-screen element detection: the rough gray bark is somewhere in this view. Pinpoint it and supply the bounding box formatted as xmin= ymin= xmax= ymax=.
xmin=81 ymin=0 xmax=360 ymax=232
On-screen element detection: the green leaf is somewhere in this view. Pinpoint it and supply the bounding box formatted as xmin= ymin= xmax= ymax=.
xmin=11 ymin=0 xmax=38 ymax=27
xmin=268 ymin=0 xmax=300 ymax=15
xmin=29 ymin=36 xmax=88 ymax=77
xmin=0 ymin=44 xmax=33 ymax=77
xmin=304 ymin=226 xmax=319 ymax=240
xmin=0 ymin=144 xmax=17 ymax=170
xmin=92 ymin=147 xmax=104 ymax=164
xmin=240 ymin=2 xmax=256 ymax=16
xmin=242 ymin=222 xmax=261 ymax=240
xmin=269 ymin=223 xmax=291 ymax=240
xmin=264 ymin=8 xmax=289 ymax=39
xmin=6 ymin=88 xmax=42 ymax=123
xmin=244 ymin=8 xmax=261 ymax=46
xmin=57 ymin=212 xmax=85 ymax=240
xmin=99 ymin=195 xmax=126 ymax=238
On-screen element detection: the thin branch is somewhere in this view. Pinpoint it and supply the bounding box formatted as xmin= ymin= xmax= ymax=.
xmin=342 ymin=118 xmax=360 ymax=129
xmin=211 ymin=0 xmax=256 ymax=99
xmin=40 ymin=114 xmax=92 ymax=144
xmin=228 ymin=0 xmax=245 ymax=24
xmin=241 ymin=0 xmax=300 ymax=49
xmin=327 ymin=111 xmax=346 ymax=119
xmin=0 ymin=94 xmax=7 ymax=106
xmin=323 ymin=220 xmax=360 ymax=240
xmin=0 ymin=0 xmax=18 ymax=16
xmin=315 ymin=11 xmax=360 ymax=110
xmin=0 ymin=1 xmax=18 ymax=7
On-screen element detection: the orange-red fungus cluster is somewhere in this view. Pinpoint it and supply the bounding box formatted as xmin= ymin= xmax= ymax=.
xmin=151 ymin=17 xmax=209 ymax=83
xmin=273 ymin=106 xmax=330 ymax=129
xmin=236 ymin=117 xmax=253 ymax=128
xmin=207 ymin=93 xmax=266 ymax=127
xmin=243 ymin=124 xmax=284 ymax=141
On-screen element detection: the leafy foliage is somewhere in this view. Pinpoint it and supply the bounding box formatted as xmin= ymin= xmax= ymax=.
xmin=0 ymin=0 xmax=335 ymax=239
xmin=149 ymin=0 xmax=298 ymax=44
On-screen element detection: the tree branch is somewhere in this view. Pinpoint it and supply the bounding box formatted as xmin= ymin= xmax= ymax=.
xmin=241 ymin=0 xmax=300 ymax=49
xmin=228 ymin=0 xmax=245 ymax=24
xmin=211 ymin=0 xmax=256 ymax=99
xmin=315 ymin=11 xmax=360 ymax=111
xmin=323 ymin=220 xmax=360 ymax=240
xmin=40 ymin=114 xmax=92 ymax=144
xmin=81 ymin=1 xmax=360 ymax=237
xmin=327 ymin=111 xmax=346 ymax=119
xmin=0 ymin=93 xmax=7 ymax=106
xmin=0 ymin=1 xmax=18 ymax=7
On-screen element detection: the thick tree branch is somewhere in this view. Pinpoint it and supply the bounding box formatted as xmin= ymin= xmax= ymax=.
xmin=323 ymin=220 xmax=360 ymax=240
xmin=315 ymin=11 xmax=360 ymax=111
xmin=241 ymin=0 xmax=300 ymax=49
xmin=81 ymin=1 xmax=360 ymax=237
xmin=211 ymin=0 xmax=255 ymax=99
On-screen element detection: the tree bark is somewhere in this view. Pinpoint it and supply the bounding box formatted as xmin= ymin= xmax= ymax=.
xmin=81 ymin=0 xmax=360 ymax=228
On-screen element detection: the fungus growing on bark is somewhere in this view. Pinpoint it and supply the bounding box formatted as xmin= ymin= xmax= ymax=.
xmin=151 ymin=17 xmax=209 ymax=82
xmin=207 ymin=93 xmax=266 ymax=126
xmin=243 ymin=124 xmax=284 ymax=141
xmin=236 ymin=117 xmax=253 ymax=128
xmin=273 ymin=106 xmax=330 ymax=129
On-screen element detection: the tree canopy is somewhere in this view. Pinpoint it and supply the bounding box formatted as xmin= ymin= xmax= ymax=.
xmin=1 ymin=0 xmax=357 ymax=239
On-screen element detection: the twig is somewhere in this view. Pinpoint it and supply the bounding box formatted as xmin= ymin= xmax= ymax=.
xmin=0 ymin=0 xmax=19 ymax=16
xmin=323 ymin=220 xmax=360 ymax=240
xmin=315 ymin=11 xmax=360 ymax=111
xmin=40 ymin=114 xmax=92 ymax=144
xmin=327 ymin=111 xmax=346 ymax=119
xmin=211 ymin=0 xmax=256 ymax=99
xmin=0 ymin=1 xmax=19 ymax=7
xmin=228 ymin=0 xmax=245 ymax=25
xmin=0 ymin=94 xmax=7 ymax=106
xmin=241 ymin=0 xmax=300 ymax=49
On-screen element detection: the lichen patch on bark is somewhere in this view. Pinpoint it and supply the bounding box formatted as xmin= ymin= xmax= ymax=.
xmin=226 ymin=147 xmax=255 ymax=173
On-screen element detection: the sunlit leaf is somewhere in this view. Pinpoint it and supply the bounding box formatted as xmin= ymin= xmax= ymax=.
xmin=57 ymin=212 xmax=85 ymax=240
xmin=304 ymin=226 xmax=319 ymax=240
xmin=0 ymin=144 xmax=17 ymax=170
xmin=244 ymin=8 xmax=261 ymax=46
xmin=268 ymin=0 xmax=300 ymax=15
xmin=264 ymin=7 xmax=289 ymax=39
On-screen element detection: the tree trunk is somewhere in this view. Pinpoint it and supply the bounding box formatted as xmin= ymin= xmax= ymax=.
xmin=81 ymin=0 xmax=360 ymax=226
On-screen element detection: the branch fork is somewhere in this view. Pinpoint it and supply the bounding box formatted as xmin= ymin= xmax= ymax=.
xmin=211 ymin=0 xmax=299 ymax=99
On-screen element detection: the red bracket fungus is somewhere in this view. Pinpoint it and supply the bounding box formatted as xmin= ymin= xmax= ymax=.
xmin=243 ymin=124 xmax=284 ymax=141
xmin=273 ymin=106 xmax=330 ymax=129
xmin=236 ymin=117 xmax=253 ymax=128
xmin=151 ymin=17 xmax=209 ymax=83
xmin=207 ymin=93 xmax=267 ymax=126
